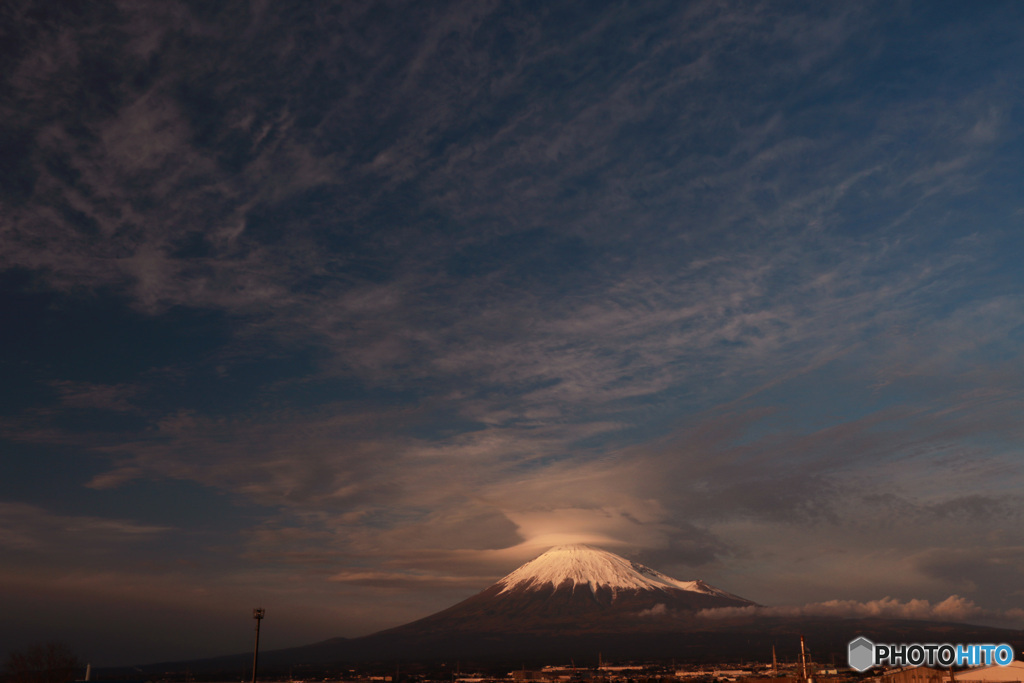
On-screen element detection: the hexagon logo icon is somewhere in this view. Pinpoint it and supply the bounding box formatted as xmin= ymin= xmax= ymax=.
xmin=848 ymin=636 xmax=875 ymax=672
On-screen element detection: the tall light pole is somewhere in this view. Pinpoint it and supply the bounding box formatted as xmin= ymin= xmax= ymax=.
xmin=252 ymin=608 xmax=265 ymax=683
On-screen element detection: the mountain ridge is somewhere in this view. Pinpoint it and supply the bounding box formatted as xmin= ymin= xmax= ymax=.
xmin=122 ymin=545 xmax=1024 ymax=669
xmin=361 ymin=544 xmax=755 ymax=643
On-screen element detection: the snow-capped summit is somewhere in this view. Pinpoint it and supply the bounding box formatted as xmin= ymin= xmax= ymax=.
xmin=372 ymin=543 xmax=756 ymax=644
xmin=495 ymin=543 xmax=742 ymax=600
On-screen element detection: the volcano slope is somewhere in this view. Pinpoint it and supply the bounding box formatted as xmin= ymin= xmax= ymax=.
xmin=285 ymin=544 xmax=762 ymax=661
xmin=138 ymin=545 xmax=1024 ymax=668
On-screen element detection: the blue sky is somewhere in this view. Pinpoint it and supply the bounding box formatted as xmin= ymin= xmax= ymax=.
xmin=3 ymin=0 xmax=1024 ymax=666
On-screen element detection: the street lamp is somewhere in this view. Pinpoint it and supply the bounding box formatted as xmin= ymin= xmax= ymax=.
xmin=252 ymin=608 xmax=265 ymax=683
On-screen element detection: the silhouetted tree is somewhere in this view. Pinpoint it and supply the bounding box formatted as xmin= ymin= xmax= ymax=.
xmin=3 ymin=642 xmax=82 ymax=683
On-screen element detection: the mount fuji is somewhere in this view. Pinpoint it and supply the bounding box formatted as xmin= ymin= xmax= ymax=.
xmin=247 ymin=544 xmax=765 ymax=664
xmin=377 ymin=544 xmax=757 ymax=636
xmin=138 ymin=544 xmax=1024 ymax=669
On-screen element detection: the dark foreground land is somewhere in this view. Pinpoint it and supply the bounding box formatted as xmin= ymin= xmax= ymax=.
xmin=98 ymin=616 xmax=1024 ymax=682
xmin=95 ymin=660 xmax=855 ymax=683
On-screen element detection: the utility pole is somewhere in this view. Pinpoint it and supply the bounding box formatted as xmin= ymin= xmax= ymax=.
xmin=799 ymin=635 xmax=809 ymax=683
xmin=252 ymin=608 xmax=265 ymax=683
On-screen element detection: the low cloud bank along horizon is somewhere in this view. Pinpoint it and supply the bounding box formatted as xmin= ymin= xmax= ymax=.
xmin=697 ymin=596 xmax=1024 ymax=626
